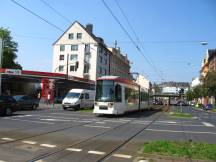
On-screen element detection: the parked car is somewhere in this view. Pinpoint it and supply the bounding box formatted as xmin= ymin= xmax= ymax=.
xmin=0 ymin=95 xmax=18 ymax=116
xmin=13 ymin=95 xmax=39 ymax=110
xmin=202 ymin=104 xmax=213 ymax=111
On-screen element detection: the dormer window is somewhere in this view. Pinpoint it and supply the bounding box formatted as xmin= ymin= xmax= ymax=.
xmin=77 ymin=33 xmax=82 ymax=39
xmin=68 ymin=33 xmax=74 ymax=39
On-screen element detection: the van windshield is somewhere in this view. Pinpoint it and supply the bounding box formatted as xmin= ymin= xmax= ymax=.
xmin=66 ymin=92 xmax=80 ymax=99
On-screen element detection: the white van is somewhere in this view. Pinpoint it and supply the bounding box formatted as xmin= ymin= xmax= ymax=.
xmin=62 ymin=89 xmax=95 ymax=110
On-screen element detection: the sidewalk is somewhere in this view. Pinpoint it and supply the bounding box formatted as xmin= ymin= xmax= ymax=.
xmin=38 ymin=102 xmax=63 ymax=111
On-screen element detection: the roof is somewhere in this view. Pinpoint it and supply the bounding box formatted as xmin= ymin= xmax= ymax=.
xmin=53 ymin=21 xmax=105 ymax=46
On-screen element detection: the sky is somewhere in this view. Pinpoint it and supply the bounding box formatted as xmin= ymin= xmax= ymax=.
xmin=1 ymin=0 xmax=216 ymax=83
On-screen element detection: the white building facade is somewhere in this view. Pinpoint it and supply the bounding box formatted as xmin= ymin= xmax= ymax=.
xmin=53 ymin=21 xmax=131 ymax=81
xmin=135 ymin=74 xmax=150 ymax=91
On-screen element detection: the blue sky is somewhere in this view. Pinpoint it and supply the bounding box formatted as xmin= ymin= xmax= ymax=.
xmin=1 ymin=0 xmax=216 ymax=83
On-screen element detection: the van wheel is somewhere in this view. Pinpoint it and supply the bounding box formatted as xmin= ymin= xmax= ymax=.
xmin=5 ymin=107 xmax=12 ymax=116
xmin=74 ymin=105 xmax=80 ymax=111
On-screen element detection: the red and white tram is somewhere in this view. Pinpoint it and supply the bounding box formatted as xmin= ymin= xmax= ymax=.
xmin=93 ymin=76 xmax=151 ymax=115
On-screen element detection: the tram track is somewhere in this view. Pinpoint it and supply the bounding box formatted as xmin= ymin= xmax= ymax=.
xmin=26 ymin=106 xmax=166 ymax=162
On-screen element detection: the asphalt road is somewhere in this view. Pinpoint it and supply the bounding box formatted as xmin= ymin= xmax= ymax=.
xmin=0 ymin=105 xmax=215 ymax=162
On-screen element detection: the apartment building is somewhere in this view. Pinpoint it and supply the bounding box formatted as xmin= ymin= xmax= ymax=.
xmin=53 ymin=21 xmax=131 ymax=81
xmin=108 ymin=47 xmax=130 ymax=80
xmin=53 ymin=21 xmax=110 ymax=81
xmin=208 ymin=49 xmax=216 ymax=71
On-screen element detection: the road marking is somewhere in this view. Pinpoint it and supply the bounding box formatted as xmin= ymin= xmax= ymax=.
xmin=51 ymin=113 xmax=92 ymax=117
xmin=157 ymin=120 xmax=177 ymax=124
xmin=40 ymin=144 xmax=57 ymax=148
xmin=202 ymin=122 xmax=214 ymax=127
xmin=40 ymin=118 xmax=71 ymax=122
xmin=32 ymin=115 xmax=78 ymax=120
xmin=146 ymin=129 xmax=216 ymax=135
xmin=8 ymin=118 xmax=54 ymax=124
xmin=138 ymin=160 xmax=149 ymax=162
xmin=95 ymin=121 xmax=106 ymax=124
xmin=0 ymin=160 xmax=7 ymax=162
xmin=35 ymin=160 xmax=46 ymax=162
xmin=22 ymin=141 xmax=37 ymax=145
xmin=88 ymin=150 xmax=105 ymax=155
xmin=1 ymin=138 xmax=14 ymax=141
xmin=66 ymin=148 xmax=82 ymax=152
xmin=113 ymin=153 xmax=132 ymax=159
xmin=84 ymin=125 xmax=111 ymax=129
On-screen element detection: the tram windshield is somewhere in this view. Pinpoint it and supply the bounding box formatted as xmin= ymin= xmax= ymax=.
xmin=96 ymin=80 xmax=114 ymax=102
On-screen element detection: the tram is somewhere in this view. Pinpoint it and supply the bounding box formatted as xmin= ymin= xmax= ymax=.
xmin=93 ymin=76 xmax=151 ymax=115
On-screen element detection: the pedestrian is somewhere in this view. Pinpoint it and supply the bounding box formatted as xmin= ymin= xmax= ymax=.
xmin=47 ymin=93 xmax=51 ymax=105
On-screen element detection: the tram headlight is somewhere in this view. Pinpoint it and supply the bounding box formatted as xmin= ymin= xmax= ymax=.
xmin=108 ymin=102 xmax=114 ymax=108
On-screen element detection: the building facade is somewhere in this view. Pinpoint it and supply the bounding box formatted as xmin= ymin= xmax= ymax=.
xmin=208 ymin=49 xmax=216 ymax=71
xmin=108 ymin=47 xmax=130 ymax=80
xmin=135 ymin=74 xmax=150 ymax=91
xmin=159 ymin=82 xmax=189 ymax=94
xmin=52 ymin=21 xmax=131 ymax=81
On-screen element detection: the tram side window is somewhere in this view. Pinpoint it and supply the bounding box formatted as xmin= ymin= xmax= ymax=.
xmin=115 ymin=84 xmax=122 ymax=102
xmin=125 ymin=87 xmax=137 ymax=104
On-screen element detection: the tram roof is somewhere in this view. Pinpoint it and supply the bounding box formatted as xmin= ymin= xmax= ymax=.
xmin=97 ymin=76 xmax=138 ymax=87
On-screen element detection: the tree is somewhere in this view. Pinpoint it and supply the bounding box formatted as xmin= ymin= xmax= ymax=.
xmin=186 ymin=89 xmax=194 ymax=101
xmin=203 ymin=71 xmax=216 ymax=98
xmin=0 ymin=27 xmax=22 ymax=69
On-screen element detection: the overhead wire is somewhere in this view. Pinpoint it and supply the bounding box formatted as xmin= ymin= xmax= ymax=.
xmin=115 ymin=0 xmax=164 ymax=80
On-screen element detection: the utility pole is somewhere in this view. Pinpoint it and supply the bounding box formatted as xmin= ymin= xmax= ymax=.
xmin=0 ymin=38 xmax=3 ymax=95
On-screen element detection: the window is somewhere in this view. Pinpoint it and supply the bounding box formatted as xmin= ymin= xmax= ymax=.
xmin=70 ymin=65 xmax=77 ymax=71
xmin=115 ymin=84 xmax=122 ymax=102
xmin=84 ymin=53 xmax=91 ymax=63
xmin=70 ymin=54 xmax=78 ymax=61
xmin=60 ymin=45 xmax=65 ymax=51
xmin=71 ymin=45 xmax=78 ymax=51
xmin=85 ymin=44 xmax=90 ymax=53
xmin=77 ymin=33 xmax=82 ymax=39
xmin=84 ymin=64 xmax=90 ymax=73
xmin=99 ymin=56 xmax=103 ymax=63
xmin=104 ymin=59 xmax=107 ymax=65
xmin=104 ymin=69 xmax=107 ymax=75
xmin=99 ymin=67 xmax=102 ymax=74
xmin=59 ymin=66 xmax=64 ymax=72
xmin=68 ymin=33 xmax=74 ymax=39
xmin=59 ymin=55 xmax=64 ymax=60
xmin=85 ymin=93 xmax=89 ymax=99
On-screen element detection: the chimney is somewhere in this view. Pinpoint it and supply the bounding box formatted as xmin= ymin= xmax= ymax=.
xmin=86 ymin=24 xmax=93 ymax=35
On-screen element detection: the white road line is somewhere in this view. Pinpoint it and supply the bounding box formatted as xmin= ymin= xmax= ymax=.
xmin=113 ymin=153 xmax=132 ymax=159
xmin=88 ymin=150 xmax=105 ymax=155
xmin=1 ymin=138 xmax=14 ymax=141
xmin=157 ymin=120 xmax=177 ymax=124
xmin=8 ymin=118 xmax=54 ymax=124
xmin=22 ymin=141 xmax=37 ymax=145
xmin=32 ymin=115 xmax=78 ymax=120
xmin=40 ymin=144 xmax=57 ymax=148
xmin=146 ymin=129 xmax=216 ymax=135
xmin=66 ymin=148 xmax=82 ymax=152
xmin=95 ymin=121 xmax=106 ymax=124
xmin=40 ymin=118 xmax=71 ymax=122
xmin=51 ymin=113 xmax=92 ymax=117
xmin=153 ymin=123 xmax=205 ymax=127
xmin=202 ymin=122 xmax=214 ymax=127
xmin=35 ymin=160 xmax=46 ymax=162
xmin=84 ymin=125 xmax=111 ymax=129
xmin=0 ymin=160 xmax=7 ymax=162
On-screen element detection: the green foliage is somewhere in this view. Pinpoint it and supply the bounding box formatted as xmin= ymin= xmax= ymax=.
xmin=141 ymin=140 xmax=216 ymax=161
xmin=186 ymin=89 xmax=194 ymax=101
xmin=203 ymin=71 xmax=216 ymax=98
xmin=0 ymin=27 xmax=22 ymax=69
xmin=169 ymin=112 xmax=192 ymax=118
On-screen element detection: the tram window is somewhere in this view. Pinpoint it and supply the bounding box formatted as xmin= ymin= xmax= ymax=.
xmin=115 ymin=84 xmax=122 ymax=102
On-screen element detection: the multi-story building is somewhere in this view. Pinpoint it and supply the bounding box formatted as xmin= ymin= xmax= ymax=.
xmin=208 ymin=49 xmax=216 ymax=71
xmin=200 ymin=49 xmax=210 ymax=78
xmin=108 ymin=47 xmax=130 ymax=80
xmin=52 ymin=21 xmax=131 ymax=81
xmin=135 ymin=74 xmax=150 ymax=91
xmin=52 ymin=21 xmax=110 ymax=81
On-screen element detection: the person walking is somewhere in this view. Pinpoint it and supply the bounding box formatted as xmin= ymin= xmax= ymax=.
xmin=47 ymin=93 xmax=51 ymax=105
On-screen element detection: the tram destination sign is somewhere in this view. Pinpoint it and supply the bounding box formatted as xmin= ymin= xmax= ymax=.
xmin=5 ymin=69 xmax=22 ymax=75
